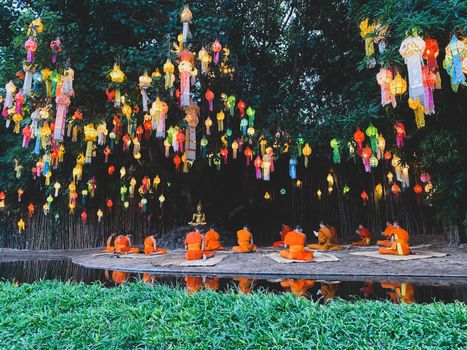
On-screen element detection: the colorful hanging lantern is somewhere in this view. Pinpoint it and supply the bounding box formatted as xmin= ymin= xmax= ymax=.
xmin=231 ymin=140 xmax=239 ymax=159
xmin=302 ymin=143 xmax=312 ymax=167
xmin=353 ymin=127 xmax=365 ymax=152
xmin=139 ymin=71 xmax=152 ymax=112
xmin=317 ymin=189 xmax=322 ymax=200
xmin=109 ymin=63 xmax=125 ymax=107
xmin=18 ymin=219 xmax=25 ymax=233
xmin=375 ymin=183 xmax=383 ymax=200
xmin=179 ymin=59 xmax=193 ymax=107
xmin=244 ymin=147 xmax=253 ymax=166
xmin=444 ymin=35 xmax=465 ymax=92
xmin=289 ymin=158 xmax=297 ymax=180
xmin=198 ymin=48 xmax=211 ymax=74
xmin=376 ymin=134 xmax=385 ymax=160
xmin=399 ymin=33 xmax=425 ymax=100
xmin=205 ymin=89 xmax=214 ymax=112
xmin=28 ymin=203 xmax=35 ymax=217
xmin=163 ymin=59 xmax=175 ymax=90
xmin=359 ymin=19 xmax=377 ymax=67
xmin=365 ymin=124 xmax=378 ymax=154
xmin=240 ymin=118 xmax=248 ymax=135
xmin=180 ymin=4 xmax=192 ymax=43
xmin=361 ymin=146 xmax=372 ymax=173
xmin=54 ymin=94 xmax=71 ymax=141
xmin=158 ymin=194 xmax=165 ymax=208
xmin=254 ymin=156 xmax=262 ymax=179
xmin=394 ymin=121 xmax=406 ymax=148
xmin=387 ymin=171 xmax=394 ymax=184
xmin=220 ymin=148 xmax=229 ymax=165
xmin=212 ymin=39 xmax=222 ymax=64
xmin=173 ymin=154 xmax=182 ymax=172
xmin=246 ymin=106 xmax=255 ymax=127
xmin=24 ymin=36 xmax=37 ymax=63
xmin=200 ymin=137 xmax=208 ymax=158
xmin=376 ymin=68 xmax=395 ymax=107
xmin=370 ymin=154 xmax=378 ymax=168
xmin=408 ymin=98 xmax=425 ymax=129
xmin=327 ymin=173 xmax=334 ymax=188
xmin=360 ymin=191 xmax=368 ymax=206
xmin=389 ymin=72 xmax=407 ymax=96
xmin=216 ymin=110 xmax=225 ymax=132
xmin=227 ymin=95 xmax=236 ymax=116
xmin=237 ymin=100 xmax=246 ymax=118
xmin=414 ymin=184 xmax=423 ymax=205
xmin=391 ymin=183 xmax=400 ymax=199
xmin=97 ymin=209 xmax=103 ymax=223
xmin=329 ymin=139 xmax=340 ymax=164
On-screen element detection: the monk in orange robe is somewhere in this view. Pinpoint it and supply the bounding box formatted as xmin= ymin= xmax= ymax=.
xmin=143 ymin=235 xmax=167 ymax=255
xmin=272 ymin=224 xmax=293 ymax=247
xmin=184 ymin=228 xmax=215 ymax=260
xmin=377 ymin=221 xmax=395 ymax=247
xmin=232 ymin=225 xmax=257 ymax=252
xmin=360 ymin=282 xmax=375 ymax=298
xmin=185 ymin=276 xmax=203 ymax=294
xmin=352 ymin=225 xmax=372 ymax=246
xmin=114 ymin=234 xmax=140 ymax=253
xmin=204 ymin=277 xmax=220 ymax=291
xmin=204 ymin=226 xmax=225 ymax=251
xmin=280 ymin=279 xmax=315 ymax=297
xmin=379 ymin=223 xmax=410 ymax=256
xmin=280 ymin=225 xmax=313 ymax=260
xmin=308 ymin=223 xmax=345 ymax=250
xmin=105 ymin=233 xmax=117 ymax=252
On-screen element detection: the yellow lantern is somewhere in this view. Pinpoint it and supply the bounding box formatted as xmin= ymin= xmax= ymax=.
xmin=163 ymin=59 xmax=175 ymax=90
xmin=387 ymin=171 xmax=394 ymax=184
xmin=110 ymin=63 xmax=125 ymax=83
xmin=28 ymin=18 xmax=44 ymax=35
xmin=264 ymin=192 xmax=271 ymax=200
xmin=296 ymin=179 xmax=302 ymax=188
xmin=139 ymin=70 xmax=152 ymax=88
xmin=247 ymin=127 xmax=255 ymax=136
xmin=97 ymin=209 xmax=104 ymax=223
xmin=18 ymin=219 xmax=25 ymax=233
xmin=122 ymin=104 xmax=132 ymax=119
xmin=17 ymin=188 xmax=24 ymax=202
xmin=205 ymin=116 xmax=213 ymax=135
xmin=120 ymin=166 xmax=126 ymax=178
xmin=317 ymin=189 xmax=322 ymax=200
xmin=151 ymin=68 xmax=162 ymax=78
xmin=83 ymin=124 xmax=98 ymax=164
xmin=12 ymin=113 xmax=23 ymax=134
xmin=153 ymin=175 xmax=161 ymax=190
xmin=180 ymin=3 xmax=193 ymax=43
xmin=302 ymin=143 xmax=312 ymax=168
xmin=389 ymin=72 xmax=407 ymax=96
xmin=216 ymin=110 xmax=225 ymax=131
xmin=375 ymin=183 xmax=383 ymax=200
xmin=159 ymin=194 xmax=165 ymax=207
xmin=231 ymin=140 xmax=239 ymax=159
xmin=129 ymin=177 xmax=137 ymax=197
xmin=45 ymin=171 xmax=52 ymax=186
xmin=326 ymin=172 xmax=334 ymax=188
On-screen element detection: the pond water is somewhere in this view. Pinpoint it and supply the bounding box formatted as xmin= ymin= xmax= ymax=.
xmin=1 ymin=259 xmax=466 ymax=304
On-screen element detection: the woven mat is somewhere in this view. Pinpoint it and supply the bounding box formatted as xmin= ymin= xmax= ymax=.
xmin=265 ymin=251 xmax=340 ymax=264
xmin=118 ymin=254 xmax=165 ymax=259
xmin=349 ymin=250 xmax=447 ymax=261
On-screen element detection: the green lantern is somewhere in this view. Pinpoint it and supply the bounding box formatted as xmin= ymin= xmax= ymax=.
xmin=246 ymin=106 xmax=255 ymax=127
xmin=366 ymin=123 xmax=379 ymax=154
xmin=330 ymin=138 xmax=341 ymax=164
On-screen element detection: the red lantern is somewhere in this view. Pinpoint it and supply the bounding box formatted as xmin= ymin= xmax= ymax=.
xmin=142 ymin=176 xmax=150 ymax=192
xmin=353 ymin=127 xmax=365 ymax=152
xmin=414 ymin=184 xmax=423 ymax=205
xmin=244 ymin=147 xmax=253 ymax=166
xmin=28 ymin=203 xmax=35 ymax=217
xmin=391 ymin=183 xmax=400 ymax=199
xmin=104 ymin=146 xmax=111 ymax=163
xmin=360 ymin=191 xmax=368 ymax=206
xmin=81 ymin=211 xmax=87 ymax=224
xmin=106 ymin=199 xmax=113 ymax=213
xmin=394 ymin=122 xmax=406 ymax=148
xmin=122 ymin=134 xmax=131 ymax=151
xmin=173 ymin=154 xmax=181 ymax=171
xmin=205 ymin=89 xmax=215 ymax=112
xmin=220 ymin=148 xmax=228 ymax=164
xmin=254 ymin=156 xmax=262 ymax=179
xmin=423 ymin=37 xmax=439 ymax=74
xmin=105 ymin=88 xmax=115 ymax=102
xmin=0 ymin=192 xmax=5 ymax=208
xmin=136 ymin=125 xmax=144 ymax=141
xmin=143 ymin=120 xmax=152 ymax=139
xmin=237 ymin=100 xmax=246 ymax=118
xmin=361 ymin=146 xmax=372 ymax=173
xmin=177 ymin=131 xmax=185 ymax=153
xmin=108 ymin=165 xmax=115 ymax=176
xmin=383 ymin=151 xmax=392 ymax=161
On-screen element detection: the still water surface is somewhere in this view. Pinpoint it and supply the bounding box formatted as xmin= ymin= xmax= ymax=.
xmin=1 ymin=259 xmax=466 ymax=304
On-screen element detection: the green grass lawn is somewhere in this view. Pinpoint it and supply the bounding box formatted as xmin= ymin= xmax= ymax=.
xmin=0 ymin=281 xmax=465 ymax=349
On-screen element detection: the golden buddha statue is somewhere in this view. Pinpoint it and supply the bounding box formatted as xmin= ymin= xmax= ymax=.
xmin=189 ymin=201 xmax=206 ymax=226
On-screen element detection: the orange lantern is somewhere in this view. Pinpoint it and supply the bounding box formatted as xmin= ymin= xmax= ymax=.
xmin=106 ymin=199 xmax=113 ymax=213
xmin=81 ymin=210 xmax=87 ymax=224
xmin=108 ymin=165 xmax=115 ymax=176
xmin=414 ymin=184 xmax=423 ymax=205
xmin=353 ymin=127 xmax=365 ymax=152
xmin=173 ymin=154 xmax=182 ymax=172
xmin=360 ymin=191 xmax=368 ymax=206
xmin=0 ymin=192 xmax=5 ymax=208
xmin=244 ymin=146 xmax=253 ymax=166
xmin=237 ymin=99 xmax=246 ymax=118
xmin=28 ymin=202 xmax=35 ymax=217
xmin=391 ymin=183 xmax=400 ymax=199
xmin=205 ymin=89 xmax=215 ymax=112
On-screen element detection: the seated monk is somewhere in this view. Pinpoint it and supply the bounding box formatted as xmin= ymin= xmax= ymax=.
xmin=280 ymin=279 xmax=315 ymax=297
xmin=352 ymin=225 xmax=372 ymax=246
xmin=308 ymin=222 xmax=345 ymax=251
xmin=232 ymin=225 xmax=257 ymax=252
xmin=105 ymin=233 xmax=117 ymax=252
xmin=184 ymin=228 xmax=215 ymax=260
xmin=204 ymin=226 xmax=225 ymax=251
xmin=111 ymin=270 xmax=128 ymax=285
xmin=143 ymin=234 xmax=167 ymax=255
xmin=185 ymin=276 xmax=203 ymax=294
xmin=379 ymin=223 xmax=410 ymax=256
xmin=114 ymin=234 xmax=140 ymax=253
xmin=377 ymin=221 xmax=395 ymax=247
xmin=280 ymin=225 xmax=313 ymax=261
xmin=272 ymin=224 xmax=293 ymax=247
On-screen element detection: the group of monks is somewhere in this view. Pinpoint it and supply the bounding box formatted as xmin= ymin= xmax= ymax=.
xmin=104 ymin=220 xmax=411 ymax=262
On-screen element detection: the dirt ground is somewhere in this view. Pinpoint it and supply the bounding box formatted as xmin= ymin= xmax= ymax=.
xmin=1 ymin=241 xmax=466 ymax=283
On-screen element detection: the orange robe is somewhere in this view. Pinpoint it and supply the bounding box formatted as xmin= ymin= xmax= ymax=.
xmin=308 ymin=227 xmax=345 ymax=250
xmin=352 ymin=227 xmax=372 ymax=246
xmin=185 ymin=276 xmax=203 ymax=294
xmin=184 ymin=232 xmax=215 ymax=260
xmin=381 ymin=282 xmax=414 ymax=304
xmin=272 ymin=226 xmax=293 ymax=247
xmin=377 ymin=225 xmax=395 ymax=247
xmin=232 ymin=229 xmax=257 ymax=252
xmin=320 ymin=283 xmax=339 ymax=301
xmin=105 ymin=235 xmax=116 ymax=252
xmin=204 ymin=277 xmax=220 ymax=291
xmin=204 ymin=230 xmax=225 ymax=251
xmin=280 ymin=279 xmax=315 ymax=297
xmin=143 ymin=236 xmax=167 ymax=255
xmin=237 ymin=278 xmax=253 ymax=294
xmin=114 ymin=235 xmax=140 ymax=253
xmin=279 ymin=231 xmax=313 ymax=260
xmin=379 ymin=228 xmax=410 ymax=255
xmin=111 ymin=271 xmax=128 ymax=285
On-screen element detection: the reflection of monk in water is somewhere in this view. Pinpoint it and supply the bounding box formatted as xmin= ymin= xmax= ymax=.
xmin=111 ymin=271 xmax=129 ymax=285
xmin=318 ymin=282 xmax=340 ymax=302
xmin=280 ymin=279 xmax=315 ymax=297
xmin=204 ymin=277 xmax=220 ymax=291
xmin=185 ymin=276 xmax=203 ymax=294
xmin=380 ymin=282 xmax=415 ymax=304
xmin=143 ymin=273 xmax=158 ymax=284
xmin=360 ymin=282 xmax=375 ymax=298
xmin=235 ymin=277 xmax=254 ymax=295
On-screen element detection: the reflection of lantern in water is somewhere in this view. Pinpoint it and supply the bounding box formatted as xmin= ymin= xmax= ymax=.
xmin=289 ymin=158 xmax=297 ymax=180
xmin=205 ymin=116 xmax=213 ymax=135
xmin=326 ymin=173 xmax=334 ymax=188
xmin=159 ymin=194 xmax=165 ymax=208
xmin=81 ymin=211 xmax=87 ymax=224
xmin=343 ymin=185 xmax=350 ymax=196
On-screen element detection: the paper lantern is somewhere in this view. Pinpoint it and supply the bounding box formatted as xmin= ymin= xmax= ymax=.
xmin=365 ymin=124 xmax=378 ymax=154
xmin=342 ymin=185 xmax=350 ymax=195
xmin=389 ymin=72 xmax=407 ymax=96
xmin=17 ymin=188 xmax=23 ymax=202
xmin=394 ymin=121 xmax=406 ymax=148
xmin=289 ymin=158 xmax=297 ymax=180
xmin=330 ymin=139 xmax=340 ymax=164
xmin=212 ymin=39 xmax=222 ymax=64
xmin=302 ymin=143 xmax=312 ymax=167
xmin=361 ymin=146 xmax=372 ymax=173
xmin=237 ymin=100 xmax=246 ymax=118
xmin=376 ymin=68 xmax=394 ymax=107
xmin=444 ymin=35 xmax=465 ymax=91
xmin=18 ymin=219 xmax=25 ymax=233
xmin=254 ymin=156 xmax=262 ymax=179
xmin=399 ymin=35 xmax=425 ymax=100
xmin=53 ymin=182 xmax=61 ymax=197
xmin=375 ymin=183 xmax=383 ymax=200
xmin=24 ymin=36 xmax=37 ymax=63
xmin=370 ymin=154 xmax=378 ymax=168
xmin=110 ymin=63 xmax=125 ymax=107
xmin=353 ymin=127 xmax=365 ymax=152
xmin=198 ymin=48 xmax=211 ymax=73
xmin=204 ymin=89 xmax=215 ymax=112
xmin=173 ymin=154 xmax=182 ymax=172
xmin=376 ymin=134 xmax=385 ymax=160
xmin=227 ymin=95 xmax=236 ymax=116
xmin=244 ymin=147 xmax=253 ymax=166
xmin=28 ymin=18 xmax=43 ymax=35
xmin=246 ymin=106 xmax=255 ymax=127
xmin=163 ymin=59 xmax=175 ymax=90
xmin=97 ymin=209 xmax=103 ymax=223
xmin=391 ymin=183 xmax=400 ymax=199
xmin=0 ymin=192 xmax=5 ymax=208
xmin=28 ymin=203 xmax=35 ymax=217
xmin=317 ymin=189 xmax=322 ymax=200
xmin=360 ymin=191 xmax=368 ymax=206
xmin=180 ymin=4 xmax=192 ymax=43
xmin=326 ymin=173 xmax=334 ymax=188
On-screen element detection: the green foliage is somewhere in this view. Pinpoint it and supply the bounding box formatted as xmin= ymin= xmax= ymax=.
xmin=0 ymin=280 xmax=465 ymax=349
